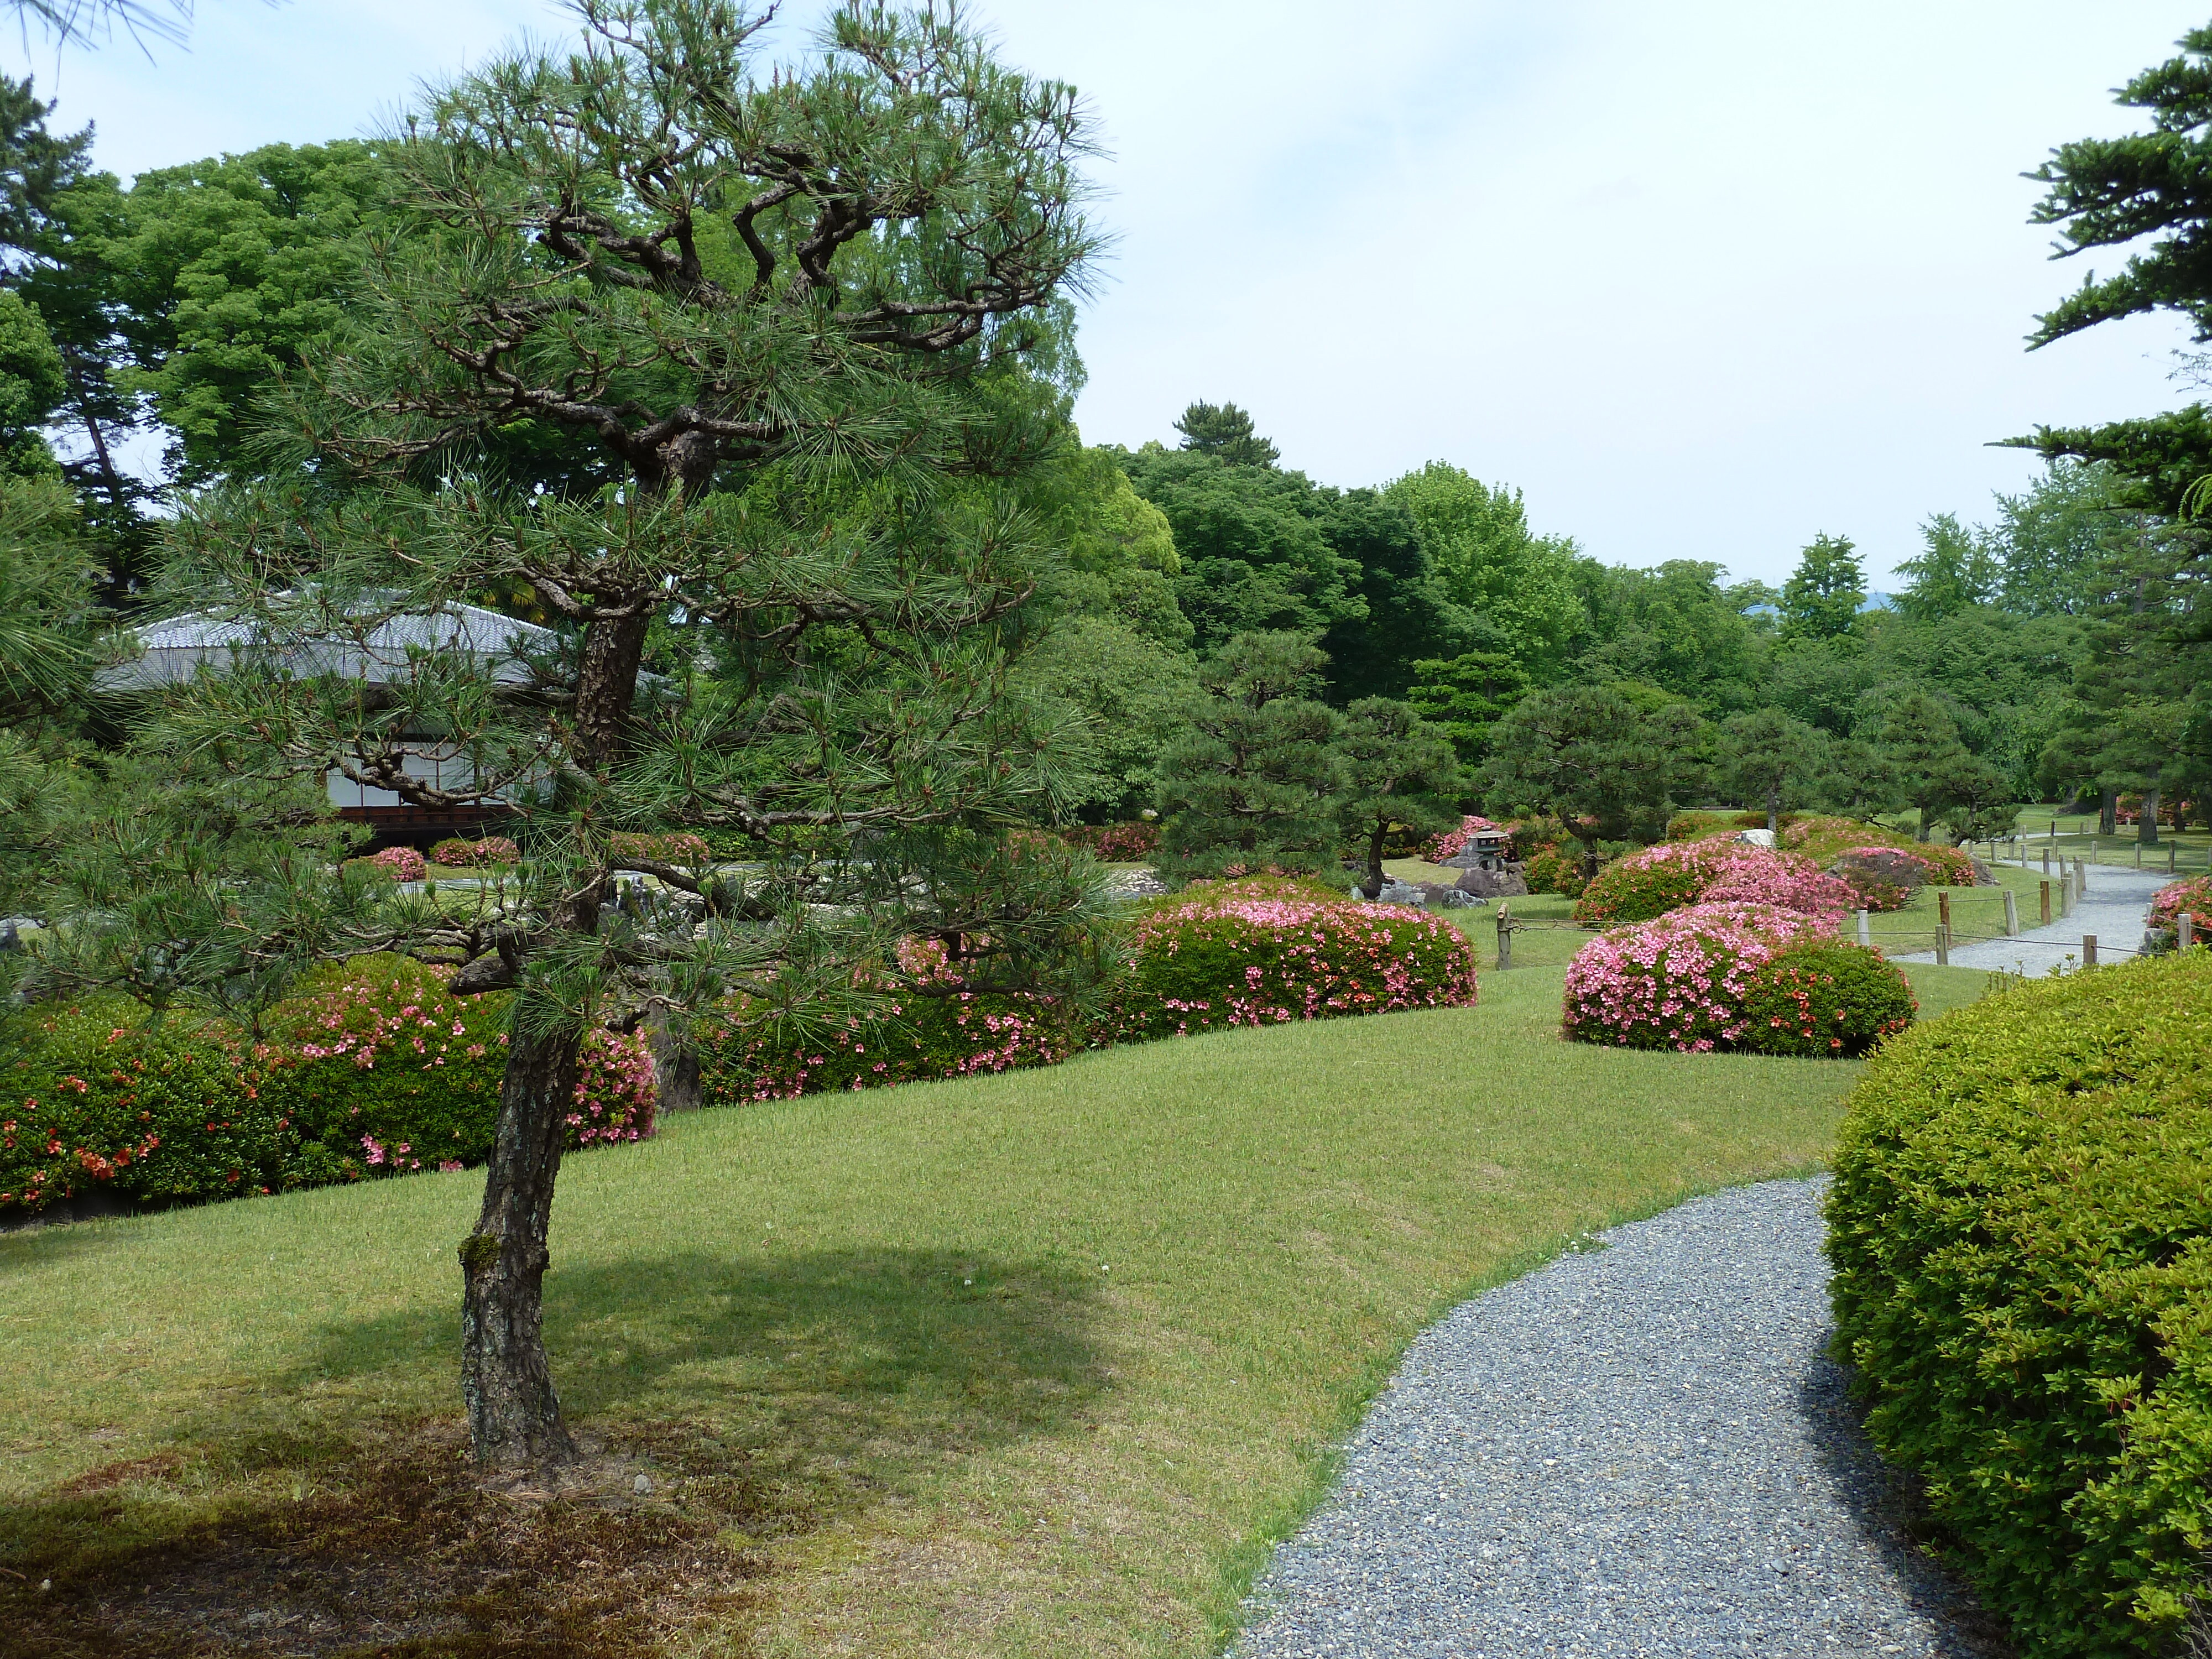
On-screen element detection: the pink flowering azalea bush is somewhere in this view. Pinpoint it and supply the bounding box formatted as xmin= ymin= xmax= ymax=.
xmin=364 ymin=846 xmax=427 ymax=882
xmin=1573 ymin=841 xmax=1856 ymax=928
xmin=696 ymin=935 xmax=1087 ymax=1103
xmin=1103 ymin=877 xmax=1479 ymax=1042
xmin=2150 ymin=874 xmax=2212 ymax=940
xmin=0 ymin=1008 xmax=291 ymax=1217
xmin=429 ymin=834 xmax=521 ymax=867
xmin=1780 ymin=816 xmax=1980 ymax=886
xmin=1562 ymin=903 xmax=1913 ymax=1056
xmin=1422 ymin=815 xmax=1507 ymax=863
xmin=262 ymin=955 xmax=655 ymax=1180
xmin=0 ymin=953 xmax=658 ymax=1217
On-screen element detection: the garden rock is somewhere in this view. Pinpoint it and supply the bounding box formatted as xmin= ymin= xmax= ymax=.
xmin=1453 ymin=865 xmax=1527 ymax=900
xmin=1832 ymin=848 xmax=1929 ymax=890
xmin=1734 ymin=827 xmax=1777 ymax=847
xmin=1417 ymin=882 xmax=1481 ymax=910
xmin=1375 ymin=879 xmax=1427 ymax=907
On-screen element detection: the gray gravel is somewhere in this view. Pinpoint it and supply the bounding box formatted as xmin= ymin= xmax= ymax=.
xmin=1233 ymin=1180 xmax=2006 ymax=1658
xmin=1891 ymin=863 xmax=2167 ymax=978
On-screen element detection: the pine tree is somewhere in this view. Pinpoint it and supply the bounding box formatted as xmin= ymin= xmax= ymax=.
xmin=1333 ymin=697 xmax=1461 ymax=898
xmin=1154 ymin=631 xmax=1342 ymax=882
xmin=1171 ymin=399 xmax=1280 ymax=467
xmin=126 ymin=0 xmax=1108 ymax=1473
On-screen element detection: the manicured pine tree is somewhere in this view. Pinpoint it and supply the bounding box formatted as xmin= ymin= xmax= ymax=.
xmin=1154 ymin=631 xmax=1343 ymax=883
xmin=1481 ymin=685 xmax=1703 ymax=878
xmin=134 ymin=0 xmax=1109 ymax=1474
xmin=1720 ymin=708 xmax=1822 ymax=833
xmin=1334 ymin=697 xmax=1462 ymax=898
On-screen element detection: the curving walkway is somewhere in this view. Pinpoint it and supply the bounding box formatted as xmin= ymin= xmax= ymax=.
xmin=1233 ymin=1182 xmax=2007 ymax=1659
xmin=1890 ymin=864 xmax=2168 ymax=978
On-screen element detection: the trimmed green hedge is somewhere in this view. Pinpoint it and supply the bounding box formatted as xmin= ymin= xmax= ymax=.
xmin=1827 ymin=952 xmax=2212 ymax=1658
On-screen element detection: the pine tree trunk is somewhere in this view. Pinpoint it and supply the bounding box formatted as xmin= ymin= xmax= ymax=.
xmin=1363 ymin=823 xmax=1386 ymax=899
xmin=1766 ymin=787 xmax=1780 ymax=834
xmin=2141 ymin=771 xmax=2163 ymax=846
xmin=2101 ymin=788 xmax=2119 ymax=837
xmin=457 ymin=604 xmax=648 ymax=1472
xmin=460 ymin=1023 xmax=581 ymax=1471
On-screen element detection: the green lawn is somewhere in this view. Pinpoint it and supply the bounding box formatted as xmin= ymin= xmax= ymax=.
xmin=0 ymin=959 xmax=1978 ymax=1658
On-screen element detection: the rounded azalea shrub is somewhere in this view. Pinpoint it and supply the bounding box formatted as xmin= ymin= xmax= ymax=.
xmin=1573 ymin=841 xmax=1855 ymax=927
xmin=366 ymin=846 xmax=427 ymax=882
xmin=697 ymin=939 xmax=1085 ymax=1104
xmin=0 ymin=1006 xmax=290 ymax=1217
xmin=609 ymin=830 xmax=712 ymax=865
xmin=1781 ymin=816 xmax=1980 ymax=884
xmin=1733 ymin=940 xmax=1917 ymax=1057
xmin=1058 ymin=821 xmax=1160 ymax=860
xmin=1522 ymin=846 xmax=1588 ymax=898
xmin=1833 ymin=863 xmax=1913 ymax=913
xmin=1104 ymin=877 xmax=1479 ymax=1041
xmin=264 ymin=956 xmax=655 ymax=1177
xmin=1563 ymin=902 xmax=1910 ymax=1056
xmin=2150 ymin=874 xmax=2212 ymax=938
xmin=429 ymin=834 xmax=520 ymax=867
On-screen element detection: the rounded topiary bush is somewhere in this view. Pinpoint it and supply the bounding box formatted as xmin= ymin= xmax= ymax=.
xmin=365 ymin=846 xmax=426 ymax=882
xmin=1827 ymin=953 xmax=2212 ymax=1658
xmin=263 ymin=956 xmax=656 ymax=1177
xmin=0 ymin=1005 xmax=290 ymax=1215
xmin=1522 ymin=846 xmax=1588 ymax=898
xmin=1562 ymin=903 xmax=1910 ymax=1055
xmin=429 ymin=834 xmax=520 ymax=867
xmin=1572 ymin=841 xmax=1856 ymax=927
xmin=2150 ymin=874 xmax=2212 ymax=939
xmin=697 ymin=968 xmax=1083 ymax=1105
xmin=1105 ymin=876 xmax=1479 ymax=1042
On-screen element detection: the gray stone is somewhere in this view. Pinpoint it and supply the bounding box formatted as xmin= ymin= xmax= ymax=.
xmin=1454 ymin=865 xmax=1527 ymax=900
xmin=1375 ymin=879 xmax=1427 ymax=907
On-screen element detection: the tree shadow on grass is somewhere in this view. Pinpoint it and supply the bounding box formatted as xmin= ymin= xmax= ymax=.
xmin=3 ymin=1247 xmax=1105 ymax=1658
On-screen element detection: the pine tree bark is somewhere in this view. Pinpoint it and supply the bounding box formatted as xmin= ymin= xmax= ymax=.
xmin=2141 ymin=770 xmax=2163 ymax=846
xmin=458 ymin=605 xmax=648 ymax=1471
xmin=2101 ymin=788 xmax=2119 ymax=837
xmin=459 ymin=1024 xmax=582 ymax=1470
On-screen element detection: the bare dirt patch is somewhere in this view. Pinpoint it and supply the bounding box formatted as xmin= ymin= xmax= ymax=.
xmin=4 ymin=1423 xmax=782 ymax=1658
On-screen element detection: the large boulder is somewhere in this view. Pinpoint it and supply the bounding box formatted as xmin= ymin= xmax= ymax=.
xmin=1833 ymin=848 xmax=1930 ymax=890
xmin=1454 ymin=864 xmax=1528 ymax=900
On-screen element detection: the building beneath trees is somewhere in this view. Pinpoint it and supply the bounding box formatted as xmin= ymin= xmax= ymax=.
xmin=97 ymin=598 xmax=552 ymax=843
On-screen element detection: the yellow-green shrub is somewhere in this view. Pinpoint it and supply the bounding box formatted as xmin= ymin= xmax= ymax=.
xmin=1827 ymin=953 xmax=2212 ymax=1657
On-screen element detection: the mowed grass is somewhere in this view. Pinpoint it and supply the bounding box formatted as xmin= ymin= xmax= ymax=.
xmin=0 ymin=961 xmax=1969 ymax=1657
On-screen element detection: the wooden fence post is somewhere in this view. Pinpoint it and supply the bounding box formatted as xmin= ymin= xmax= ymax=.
xmin=2004 ymin=889 xmax=2018 ymax=937
xmin=1935 ymin=925 xmax=1950 ymax=967
xmin=1495 ymin=905 xmax=1512 ymax=972
xmin=2084 ymin=933 xmax=2099 ymax=967
xmin=1856 ymin=909 xmax=1871 ymax=947
xmin=2183 ymin=912 xmax=2197 ymax=951
xmin=2041 ymin=880 xmax=2052 ymax=925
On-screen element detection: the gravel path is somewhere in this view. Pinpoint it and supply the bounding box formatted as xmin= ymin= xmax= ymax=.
xmin=1891 ymin=864 xmax=2167 ymax=978
xmin=1232 ymin=1181 xmax=2006 ymax=1658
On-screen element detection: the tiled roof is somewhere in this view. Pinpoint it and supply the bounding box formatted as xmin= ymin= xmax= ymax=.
xmin=97 ymin=598 xmax=557 ymax=694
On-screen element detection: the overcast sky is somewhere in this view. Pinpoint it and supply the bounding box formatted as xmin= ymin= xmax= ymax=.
xmin=17 ymin=0 xmax=2210 ymax=588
